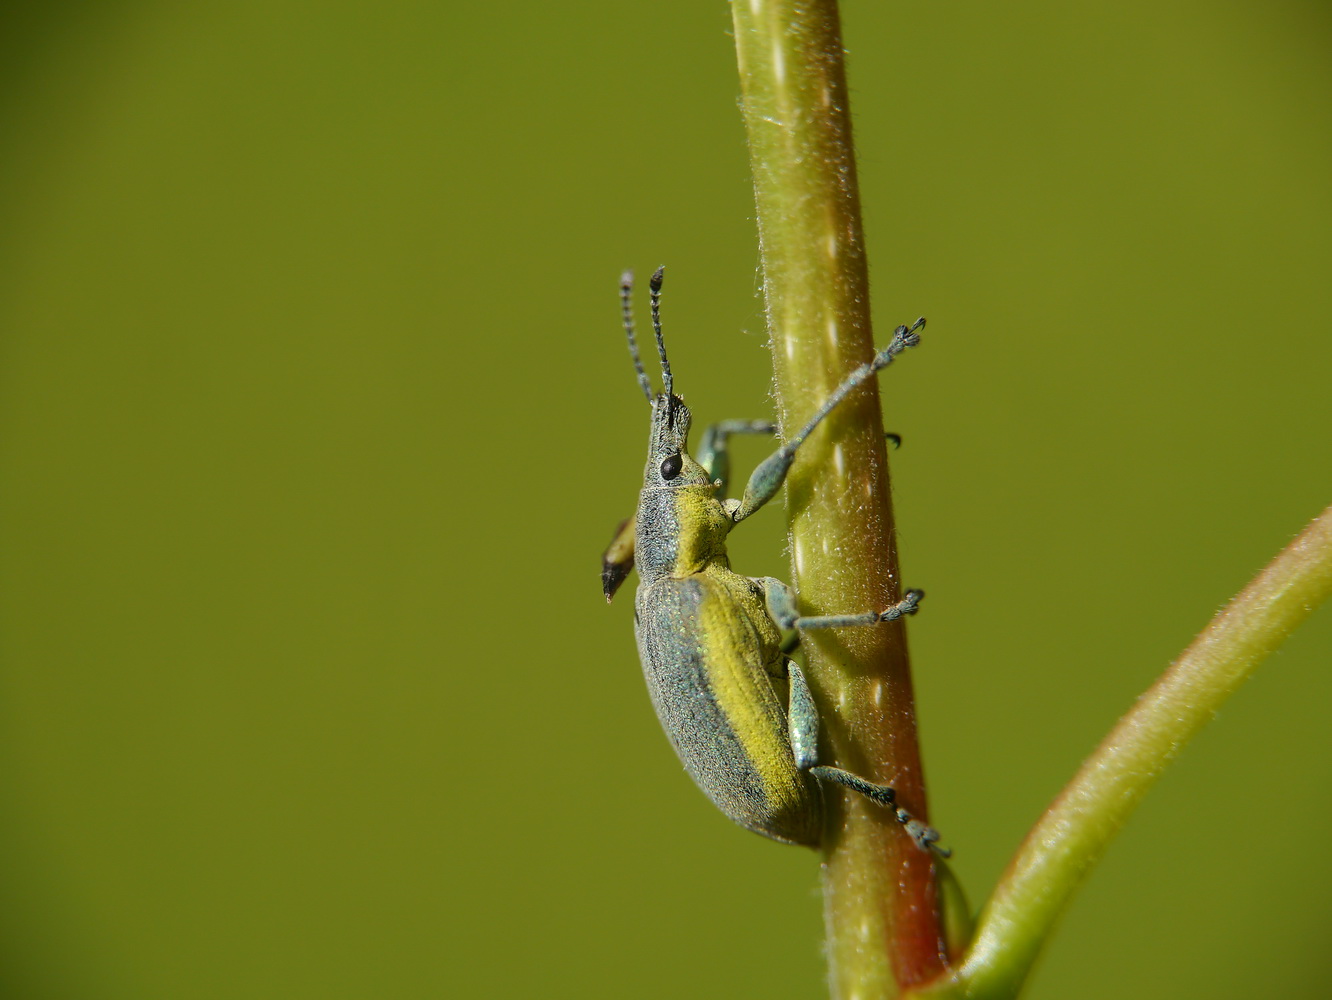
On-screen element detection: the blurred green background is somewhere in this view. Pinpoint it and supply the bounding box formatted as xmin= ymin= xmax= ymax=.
xmin=2 ymin=2 xmax=1330 ymax=997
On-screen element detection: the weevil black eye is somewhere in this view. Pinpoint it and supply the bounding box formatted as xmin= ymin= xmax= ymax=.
xmin=660 ymin=453 xmax=684 ymax=480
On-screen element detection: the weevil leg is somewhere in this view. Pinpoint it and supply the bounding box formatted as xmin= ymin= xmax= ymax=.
xmin=783 ymin=659 xmax=950 ymax=856
xmin=696 ymin=419 xmax=776 ymax=498
xmin=705 ymin=426 xmax=899 ymax=494
xmin=698 ymin=424 xmax=896 ymax=499
xmin=786 ymin=661 xmax=820 ymax=771
xmin=792 ymin=589 xmax=925 ymax=630
xmin=601 ymin=514 xmax=637 ymax=602
xmin=727 ymin=319 xmax=924 ymax=524
xmin=758 ymin=576 xmax=802 ymax=630
xmin=756 ymin=576 xmax=925 ymax=632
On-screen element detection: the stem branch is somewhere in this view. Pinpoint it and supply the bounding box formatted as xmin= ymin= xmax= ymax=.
xmin=917 ymin=504 xmax=1332 ymax=999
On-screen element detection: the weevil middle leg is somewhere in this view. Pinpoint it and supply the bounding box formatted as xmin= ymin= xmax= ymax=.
xmin=759 ymin=576 xmax=925 ymax=631
xmin=776 ymin=584 xmax=911 ymax=658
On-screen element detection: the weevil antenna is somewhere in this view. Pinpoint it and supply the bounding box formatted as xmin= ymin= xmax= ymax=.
xmin=621 ymin=270 xmax=654 ymax=404
xmin=649 ymin=266 xmax=673 ymax=398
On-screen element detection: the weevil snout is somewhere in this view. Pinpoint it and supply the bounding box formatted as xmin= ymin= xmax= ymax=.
xmin=649 ymin=393 xmax=690 ymax=450
xmin=645 ymin=395 xmax=711 ymax=489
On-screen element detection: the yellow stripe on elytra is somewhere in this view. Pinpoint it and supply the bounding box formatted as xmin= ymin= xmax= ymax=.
xmin=695 ymin=569 xmax=805 ymax=817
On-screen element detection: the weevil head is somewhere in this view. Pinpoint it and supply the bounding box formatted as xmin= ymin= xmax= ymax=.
xmin=643 ymin=393 xmax=710 ymax=491
xmin=618 ymin=267 xmax=731 ymax=585
xmin=620 ymin=265 xmax=710 ymax=492
xmin=635 ymin=390 xmax=726 ymax=582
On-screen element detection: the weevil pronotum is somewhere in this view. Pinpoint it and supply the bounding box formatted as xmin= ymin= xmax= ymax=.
xmin=603 ymin=267 xmax=947 ymax=855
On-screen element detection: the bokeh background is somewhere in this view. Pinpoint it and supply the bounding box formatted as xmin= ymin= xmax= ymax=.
xmin=2 ymin=2 xmax=1330 ymax=997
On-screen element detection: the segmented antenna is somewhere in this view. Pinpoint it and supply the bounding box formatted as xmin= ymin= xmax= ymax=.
xmin=621 ymin=270 xmax=654 ymax=403
xmin=648 ymin=266 xmax=672 ymax=397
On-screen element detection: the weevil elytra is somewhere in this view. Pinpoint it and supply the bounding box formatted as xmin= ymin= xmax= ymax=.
xmin=604 ymin=267 xmax=947 ymax=855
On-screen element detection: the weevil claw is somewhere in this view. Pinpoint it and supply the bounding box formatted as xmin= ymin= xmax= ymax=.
xmin=878 ymin=589 xmax=925 ymax=621
xmin=901 ymin=814 xmax=952 ymax=858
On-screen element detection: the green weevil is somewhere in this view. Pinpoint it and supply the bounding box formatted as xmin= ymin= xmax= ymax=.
xmin=603 ymin=267 xmax=946 ymax=855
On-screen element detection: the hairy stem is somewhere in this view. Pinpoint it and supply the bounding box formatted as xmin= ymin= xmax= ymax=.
xmin=730 ymin=2 xmax=947 ymax=994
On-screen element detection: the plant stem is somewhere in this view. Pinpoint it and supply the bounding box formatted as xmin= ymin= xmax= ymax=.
xmin=729 ymin=2 xmax=947 ymax=994
xmin=914 ymin=503 xmax=1332 ymax=1000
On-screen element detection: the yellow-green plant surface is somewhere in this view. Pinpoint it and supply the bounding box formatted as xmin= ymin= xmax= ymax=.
xmin=2 ymin=4 xmax=1331 ymax=999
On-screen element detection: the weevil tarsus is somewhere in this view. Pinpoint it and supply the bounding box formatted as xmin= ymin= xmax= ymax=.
xmin=902 ymin=816 xmax=950 ymax=857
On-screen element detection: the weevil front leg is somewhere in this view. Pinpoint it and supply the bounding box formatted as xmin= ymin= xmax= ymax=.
xmin=784 ymin=658 xmax=949 ymax=856
xmin=696 ymin=420 xmax=776 ymax=498
xmin=700 ymin=422 xmax=900 ymax=499
xmin=726 ymin=318 xmax=924 ymax=524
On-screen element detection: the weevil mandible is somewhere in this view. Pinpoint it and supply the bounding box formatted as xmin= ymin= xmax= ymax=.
xmin=604 ymin=267 xmax=947 ymax=855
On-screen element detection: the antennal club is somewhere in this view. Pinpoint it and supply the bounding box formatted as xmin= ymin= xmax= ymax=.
xmin=621 ymin=270 xmax=654 ymax=404
xmin=649 ymin=266 xmax=672 ymax=397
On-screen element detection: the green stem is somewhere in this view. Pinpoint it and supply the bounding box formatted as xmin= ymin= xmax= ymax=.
xmin=914 ymin=504 xmax=1332 ymax=1000
xmin=729 ymin=2 xmax=948 ymax=994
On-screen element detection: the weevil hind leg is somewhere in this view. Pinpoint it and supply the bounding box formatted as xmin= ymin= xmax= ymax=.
xmin=784 ymin=646 xmax=951 ymax=857
xmin=808 ymin=766 xmax=951 ymax=857
xmin=785 ymin=660 xmax=820 ymax=771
